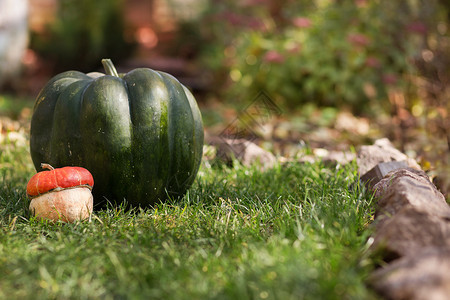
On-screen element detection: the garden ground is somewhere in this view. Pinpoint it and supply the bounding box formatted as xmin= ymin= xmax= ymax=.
xmin=0 ymin=103 xmax=379 ymax=299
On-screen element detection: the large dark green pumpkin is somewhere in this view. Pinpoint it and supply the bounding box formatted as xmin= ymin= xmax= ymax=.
xmin=30 ymin=59 xmax=204 ymax=207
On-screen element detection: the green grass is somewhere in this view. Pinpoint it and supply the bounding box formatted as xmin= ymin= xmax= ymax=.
xmin=0 ymin=94 xmax=34 ymax=119
xmin=0 ymin=136 xmax=377 ymax=299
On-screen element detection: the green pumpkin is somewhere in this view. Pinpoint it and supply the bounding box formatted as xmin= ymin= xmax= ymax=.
xmin=30 ymin=59 xmax=204 ymax=207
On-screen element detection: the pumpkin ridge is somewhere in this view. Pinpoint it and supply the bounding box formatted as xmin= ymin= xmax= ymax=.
xmin=122 ymin=79 xmax=138 ymax=193
xmin=51 ymin=79 xmax=92 ymax=166
xmin=182 ymin=85 xmax=204 ymax=185
xmin=157 ymin=71 xmax=197 ymax=194
xmin=77 ymin=78 xmax=95 ymax=109
xmin=124 ymin=69 xmax=168 ymax=203
xmin=33 ymin=71 xmax=87 ymax=108
xmin=30 ymin=74 xmax=89 ymax=167
xmin=157 ymin=72 xmax=176 ymax=191
xmin=81 ymin=75 xmax=133 ymax=204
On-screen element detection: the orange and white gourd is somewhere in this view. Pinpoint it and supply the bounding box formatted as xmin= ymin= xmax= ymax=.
xmin=26 ymin=163 xmax=94 ymax=222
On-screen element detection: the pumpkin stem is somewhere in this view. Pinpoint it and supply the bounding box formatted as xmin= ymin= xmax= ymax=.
xmin=41 ymin=163 xmax=55 ymax=171
xmin=101 ymin=59 xmax=119 ymax=77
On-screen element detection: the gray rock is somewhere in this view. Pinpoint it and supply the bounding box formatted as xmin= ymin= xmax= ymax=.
xmin=360 ymin=161 xmax=409 ymax=190
xmin=297 ymin=149 xmax=356 ymax=166
xmin=371 ymin=206 xmax=450 ymax=258
xmin=373 ymin=168 xmax=450 ymax=222
xmin=370 ymin=247 xmax=450 ymax=300
xmin=368 ymin=165 xmax=450 ymax=299
xmin=357 ymin=138 xmax=420 ymax=175
xmin=207 ymin=137 xmax=277 ymax=170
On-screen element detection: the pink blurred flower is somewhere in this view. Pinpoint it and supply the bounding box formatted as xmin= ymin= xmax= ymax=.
xmin=354 ymin=0 xmax=368 ymax=7
xmin=292 ymin=17 xmax=312 ymax=28
xmin=382 ymin=74 xmax=398 ymax=85
xmin=263 ymin=50 xmax=285 ymax=64
xmin=221 ymin=12 xmax=246 ymax=26
xmin=347 ymin=33 xmax=370 ymax=47
xmin=406 ymin=21 xmax=427 ymax=34
xmin=365 ymin=56 xmax=380 ymax=68
xmin=247 ymin=18 xmax=266 ymax=31
xmin=243 ymin=0 xmax=268 ymax=6
xmin=219 ymin=12 xmax=267 ymax=31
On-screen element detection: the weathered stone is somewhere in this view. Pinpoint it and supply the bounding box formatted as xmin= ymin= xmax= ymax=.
xmin=368 ymin=165 xmax=450 ymax=299
xmin=207 ymin=137 xmax=277 ymax=170
xmin=297 ymin=149 xmax=356 ymax=166
xmin=335 ymin=111 xmax=370 ymax=135
xmin=371 ymin=206 xmax=450 ymax=258
xmin=360 ymin=161 xmax=408 ymax=190
xmin=316 ymin=148 xmax=356 ymax=165
xmin=361 ymin=139 xmax=450 ymax=299
xmin=369 ymin=247 xmax=450 ymax=300
xmin=373 ymin=168 xmax=431 ymax=198
xmin=373 ymin=168 xmax=450 ymax=221
xmin=357 ymin=138 xmax=420 ymax=175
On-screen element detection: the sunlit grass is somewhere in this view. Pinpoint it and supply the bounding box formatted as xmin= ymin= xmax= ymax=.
xmin=0 ymin=136 xmax=377 ymax=299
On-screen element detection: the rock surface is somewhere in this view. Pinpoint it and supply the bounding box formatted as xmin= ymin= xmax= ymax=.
xmin=371 ymin=206 xmax=450 ymax=258
xmin=207 ymin=136 xmax=277 ymax=170
xmin=298 ymin=148 xmax=356 ymax=166
xmin=370 ymin=248 xmax=450 ymax=300
xmin=373 ymin=168 xmax=449 ymax=221
xmin=360 ymin=161 xmax=408 ymax=190
xmin=357 ymin=138 xmax=420 ymax=175
xmin=361 ymin=139 xmax=450 ymax=300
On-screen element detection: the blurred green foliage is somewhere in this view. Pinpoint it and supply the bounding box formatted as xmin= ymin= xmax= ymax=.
xmin=190 ymin=0 xmax=429 ymax=113
xmin=30 ymin=0 xmax=133 ymax=72
xmin=0 ymin=94 xmax=33 ymax=120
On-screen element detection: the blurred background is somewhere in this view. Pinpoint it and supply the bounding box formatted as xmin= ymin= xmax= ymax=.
xmin=0 ymin=0 xmax=449 ymax=196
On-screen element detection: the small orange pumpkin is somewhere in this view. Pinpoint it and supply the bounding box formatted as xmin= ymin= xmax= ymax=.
xmin=27 ymin=163 xmax=94 ymax=222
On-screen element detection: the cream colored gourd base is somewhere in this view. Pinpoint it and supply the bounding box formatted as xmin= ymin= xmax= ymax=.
xmin=29 ymin=187 xmax=93 ymax=223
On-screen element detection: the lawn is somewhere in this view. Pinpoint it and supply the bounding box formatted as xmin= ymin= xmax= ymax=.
xmin=0 ymin=126 xmax=377 ymax=299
